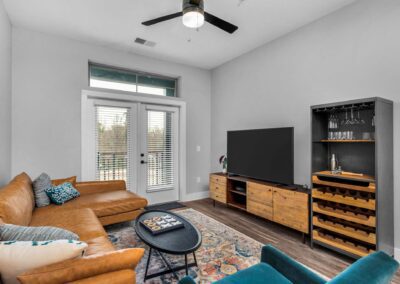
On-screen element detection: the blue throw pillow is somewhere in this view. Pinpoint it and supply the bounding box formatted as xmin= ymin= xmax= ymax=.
xmin=45 ymin=182 xmax=80 ymax=205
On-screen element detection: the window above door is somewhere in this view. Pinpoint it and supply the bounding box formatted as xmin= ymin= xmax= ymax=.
xmin=89 ymin=63 xmax=178 ymax=97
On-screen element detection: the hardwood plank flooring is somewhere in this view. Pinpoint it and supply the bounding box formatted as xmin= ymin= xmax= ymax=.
xmin=183 ymin=198 xmax=400 ymax=283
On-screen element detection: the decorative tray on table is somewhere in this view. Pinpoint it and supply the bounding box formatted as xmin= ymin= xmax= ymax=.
xmin=140 ymin=214 xmax=184 ymax=235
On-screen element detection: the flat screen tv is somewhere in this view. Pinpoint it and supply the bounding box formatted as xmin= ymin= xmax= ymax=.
xmin=227 ymin=127 xmax=294 ymax=185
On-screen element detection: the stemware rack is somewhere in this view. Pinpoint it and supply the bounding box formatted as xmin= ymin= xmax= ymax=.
xmin=310 ymin=97 xmax=394 ymax=258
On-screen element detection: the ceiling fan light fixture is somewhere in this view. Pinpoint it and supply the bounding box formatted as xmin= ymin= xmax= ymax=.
xmin=182 ymin=7 xmax=204 ymax=29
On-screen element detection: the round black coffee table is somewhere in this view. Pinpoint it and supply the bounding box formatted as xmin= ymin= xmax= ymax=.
xmin=135 ymin=210 xmax=202 ymax=281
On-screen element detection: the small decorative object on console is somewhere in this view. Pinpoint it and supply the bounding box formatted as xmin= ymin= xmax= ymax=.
xmin=219 ymin=155 xmax=228 ymax=174
xmin=140 ymin=214 xmax=184 ymax=235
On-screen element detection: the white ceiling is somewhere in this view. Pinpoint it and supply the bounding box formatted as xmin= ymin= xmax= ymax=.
xmin=3 ymin=0 xmax=356 ymax=69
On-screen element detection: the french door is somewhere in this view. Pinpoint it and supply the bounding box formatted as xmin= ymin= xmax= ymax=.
xmin=138 ymin=105 xmax=179 ymax=204
xmin=90 ymin=99 xmax=180 ymax=205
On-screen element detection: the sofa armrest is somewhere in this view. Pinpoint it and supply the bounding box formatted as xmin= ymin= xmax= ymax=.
xmin=178 ymin=276 xmax=197 ymax=284
xmin=261 ymin=245 xmax=327 ymax=284
xmin=68 ymin=269 xmax=135 ymax=284
xmin=327 ymin=251 xmax=399 ymax=284
xmin=75 ymin=180 xmax=126 ymax=196
xmin=17 ymin=248 xmax=144 ymax=284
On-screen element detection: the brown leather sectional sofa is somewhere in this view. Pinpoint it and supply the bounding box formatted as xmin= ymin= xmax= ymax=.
xmin=0 ymin=172 xmax=148 ymax=284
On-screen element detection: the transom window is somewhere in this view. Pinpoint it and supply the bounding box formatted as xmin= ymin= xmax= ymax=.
xmin=89 ymin=63 xmax=178 ymax=97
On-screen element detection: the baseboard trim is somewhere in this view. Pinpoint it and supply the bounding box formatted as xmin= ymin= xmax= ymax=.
xmin=182 ymin=191 xmax=209 ymax=202
xmin=395 ymin=247 xmax=400 ymax=262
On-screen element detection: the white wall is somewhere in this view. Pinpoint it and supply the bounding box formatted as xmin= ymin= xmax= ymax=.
xmin=11 ymin=28 xmax=211 ymax=196
xmin=0 ymin=0 xmax=11 ymax=186
xmin=211 ymin=0 xmax=400 ymax=249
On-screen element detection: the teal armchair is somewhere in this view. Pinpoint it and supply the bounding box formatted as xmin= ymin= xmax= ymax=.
xmin=179 ymin=245 xmax=399 ymax=284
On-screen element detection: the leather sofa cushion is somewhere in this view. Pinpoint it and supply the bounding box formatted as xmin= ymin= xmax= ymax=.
xmin=30 ymin=208 xmax=108 ymax=241
xmin=75 ymin=180 xmax=126 ymax=196
xmin=30 ymin=208 xmax=115 ymax=256
xmin=33 ymin=190 xmax=147 ymax=218
xmin=0 ymin=173 xmax=34 ymax=226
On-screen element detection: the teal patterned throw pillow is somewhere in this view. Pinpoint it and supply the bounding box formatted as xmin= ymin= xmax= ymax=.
xmin=45 ymin=182 xmax=80 ymax=205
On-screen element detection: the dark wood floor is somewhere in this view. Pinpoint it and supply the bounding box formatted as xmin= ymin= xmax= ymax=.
xmin=183 ymin=198 xmax=400 ymax=283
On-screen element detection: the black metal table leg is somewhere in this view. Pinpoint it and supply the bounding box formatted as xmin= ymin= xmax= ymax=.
xmin=193 ymin=252 xmax=198 ymax=266
xmin=144 ymin=247 xmax=152 ymax=282
xmin=143 ymin=248 xmax=199 ymax=281
xmin=157 ymin=250 xmax=180 ymax=280
xmin=185 ymin=254 xmax=189 ymax=275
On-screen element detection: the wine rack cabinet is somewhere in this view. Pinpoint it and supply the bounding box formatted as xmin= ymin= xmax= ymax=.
xmin=311 ymin=97 xmax=394 ymax=258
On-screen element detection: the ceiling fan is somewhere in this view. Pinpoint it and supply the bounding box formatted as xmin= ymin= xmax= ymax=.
xmin=142 ymin=0 xmax=238 ymax=34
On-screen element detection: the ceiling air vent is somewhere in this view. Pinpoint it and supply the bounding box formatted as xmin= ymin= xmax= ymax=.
xmin=134 ymin=37 xmax=156 ymax=48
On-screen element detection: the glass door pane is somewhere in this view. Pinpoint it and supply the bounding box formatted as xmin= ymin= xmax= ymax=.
xmin=95 ymin=106 xmax=131 ymax=188
xmin=146 ymin=110 xmax=174 ymax=191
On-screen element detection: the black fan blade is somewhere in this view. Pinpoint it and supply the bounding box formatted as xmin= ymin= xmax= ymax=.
xmin=204 ymin=12 xmax=238 ymax=34
xmin=142 ymin=12 xmax=183 ymax=26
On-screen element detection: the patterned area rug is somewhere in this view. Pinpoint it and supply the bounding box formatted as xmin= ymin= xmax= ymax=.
xmin=106 ymin=208 xmax=263 ymax=284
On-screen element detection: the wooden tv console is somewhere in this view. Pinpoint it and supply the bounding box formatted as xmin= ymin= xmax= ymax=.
xmin=210 ymin=173 xmax=310 ymax=237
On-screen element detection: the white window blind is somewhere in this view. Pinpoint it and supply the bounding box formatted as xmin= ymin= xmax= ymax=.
xmin=95 ymin=106 xmax=131 ymax=188
xmin=147 ymin=110 xmax=175 ymax=191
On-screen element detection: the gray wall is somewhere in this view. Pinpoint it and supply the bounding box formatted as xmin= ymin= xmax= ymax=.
xmin=12 ymin=28 xmax=211 ymax=196
xmin=0 ymin=0 xmax=11 ymax=186
xmin=211 ymin=0 xmax=400 ymax=249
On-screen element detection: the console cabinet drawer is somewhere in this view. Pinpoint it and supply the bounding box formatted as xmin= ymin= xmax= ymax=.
xmin=247 ymin=182 xmax=273 ymax=206
xmin=210 ymin=174 xmax=227 ymax=204
xmin=210 ymin=174 xmax=227 ymax=186
xmin=273 ymin=189 xmax=309 ymax=233
xmin=210 ymin=191 xmax=226 ymax=204
xmin=210 ymin=182 xmax=226 ymax=196
xmin=247 ymin=200 xmax=273 ymax=220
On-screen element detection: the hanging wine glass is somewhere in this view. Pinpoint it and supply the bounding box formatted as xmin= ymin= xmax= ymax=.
xmin=357 ymin=109 xmax=365 ymax=124
xmin=334 ymin=113 xmax=339 ymax=129
xmin=345 ymin=109 xmax=351 ymax=125
xmin=350 ymin=108 xmax=359 ymax=124
xmin=342 ymin=109 xmax=348 ymax=125
xmin=372 ymin=112 xmax=375 ymax=127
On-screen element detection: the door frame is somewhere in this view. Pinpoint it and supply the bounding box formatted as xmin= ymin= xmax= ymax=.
xmin=81 ymin=89 xmax=187 ymax=201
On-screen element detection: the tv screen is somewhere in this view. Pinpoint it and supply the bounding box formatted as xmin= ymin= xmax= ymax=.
xmin=227 ymin=127 xmax=294 ymax=185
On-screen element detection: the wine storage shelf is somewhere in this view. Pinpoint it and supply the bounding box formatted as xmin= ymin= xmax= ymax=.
xmin=312 ymin=216 xmax=376 ymax=244
xmin=311 ymin=97 xmax=394 ymax=258
xmin=313 ymin=230 xmax=374 ymax=257
xmin=312 ymin=188 xmax=375 ymax=210
xmin=312 ymin=202 xmax=376 ymax=227
xmin=312 ymin=174 xmax=375 ymax=193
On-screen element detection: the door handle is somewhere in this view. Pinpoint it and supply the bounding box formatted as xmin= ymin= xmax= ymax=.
xmin=141 ymin=160 xmax=147 ymax=164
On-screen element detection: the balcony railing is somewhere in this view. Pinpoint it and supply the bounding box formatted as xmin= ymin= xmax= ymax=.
xmin=96 ymin=151 xmax=172 ymax=187
xmin=97 ymin=152 xmax=127 ymax=181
